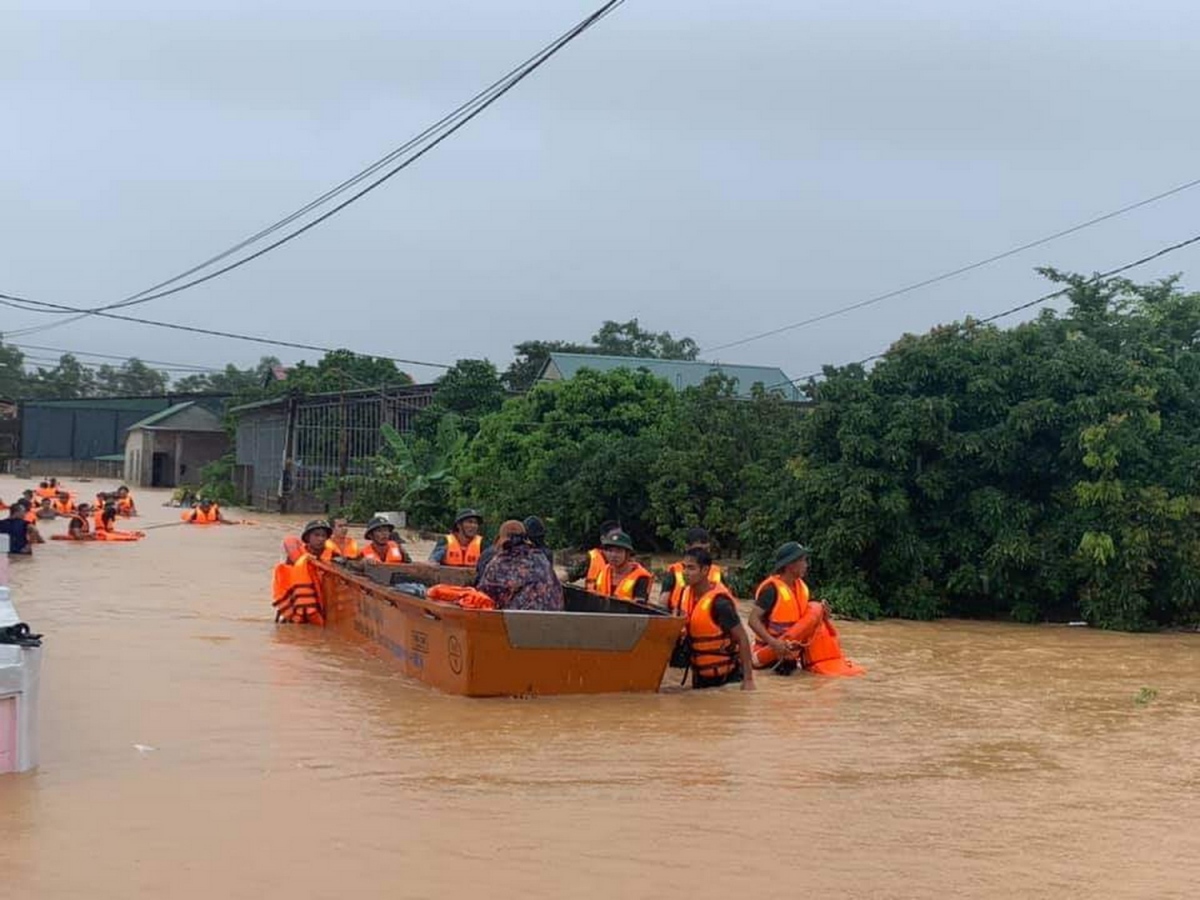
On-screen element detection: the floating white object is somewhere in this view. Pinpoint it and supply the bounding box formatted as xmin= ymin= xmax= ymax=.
xmin=0 ymin=535 xmax=42 ymax=774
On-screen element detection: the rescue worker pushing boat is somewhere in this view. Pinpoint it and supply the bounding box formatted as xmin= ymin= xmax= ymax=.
xmin=749 ymin=542 xmax=865 ymax=677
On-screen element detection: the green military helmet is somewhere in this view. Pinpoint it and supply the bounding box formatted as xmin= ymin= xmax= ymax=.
xmin=601 ymin=530 xmax=635 ymax=552
xmin=301 ymin=519 xmax=332 ymax=542
xmin=771 ymin=541 xmax=810 ymax=571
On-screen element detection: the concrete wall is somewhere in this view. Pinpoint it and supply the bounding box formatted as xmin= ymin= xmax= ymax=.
xmin=123 ymin=430 xmax=151 ymax=487
xmin=177 ymin=432 xmax=229 ymax=486
xmin=123 ymin=430 xmax=229 ymax=488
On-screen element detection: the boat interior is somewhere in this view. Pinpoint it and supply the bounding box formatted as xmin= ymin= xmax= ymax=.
xmin=351 ymin=564 xmax=670 ymax=617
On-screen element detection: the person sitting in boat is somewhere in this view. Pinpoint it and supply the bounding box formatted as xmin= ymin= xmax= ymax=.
xmin=35 ymin=497 xmax=58 ymax=520
xmin=522 ymin=515 xmax=555 ymax=566
xmin=180 ymin=498 xmax=235 ymax=525
xmin=0 ymin=503 xmax=35 ymax=555
xmin=474 ymin=519 xmax=530 ymax=585
xmin=321 ymin=516 xmax=361 ymax=561
xmin=477 ymin=530 xmax=564 ymax=612
xmin=661 ymin=527 xmax=725 ymax=614
xmin=53 ymin=490 xmax=76 ymax=515
xmin=34 ymin=480 xmax=56 ymax=500
xmin=565 ymin=520 xmax=622 ymax=590
xmin=114 ymin=486 xmax=137 ymax=517
xmin=595 ymin=531 xmax=653 ymax=603
xmin=20 ymin=490 xmax=36 ymax=513
xmin=360 ymin=516 xmax=411 ymax=564
xmin=272 ymin=520 xmax=330 ymax=625
xmin=748 ymin=542 xmax=865 ymax=677
xmin=429 ymin=508 xmax=484 ymax=567
xmin=680 ymin=548 xmax=755 ymax=691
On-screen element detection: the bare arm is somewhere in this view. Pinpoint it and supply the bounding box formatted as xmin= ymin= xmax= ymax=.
xmin=730 ymin=623 xmax=756 ymax=691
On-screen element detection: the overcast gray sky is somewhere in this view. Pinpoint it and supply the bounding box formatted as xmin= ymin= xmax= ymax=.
xmin=3 ymin=0 xmax=1200 ymax=383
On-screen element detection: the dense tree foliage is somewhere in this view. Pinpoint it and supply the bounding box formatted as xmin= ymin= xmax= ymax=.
xmin=742 ymin=274 xmax=1200 ymax=630
xmin=456 ymin=368 xmax=676 ymax=548
xmin=174 ymin=358 xmax=282 ymax=395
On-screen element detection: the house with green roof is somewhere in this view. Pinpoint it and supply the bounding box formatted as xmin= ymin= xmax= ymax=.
xmin=537 ymin=353 xmax=802 ymax=401
xmin=123 ymin=401 xmax=229 ymax=488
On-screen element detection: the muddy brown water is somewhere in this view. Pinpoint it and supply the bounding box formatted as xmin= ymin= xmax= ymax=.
xmin=0 ymin=478 xmax=1197 ymax=899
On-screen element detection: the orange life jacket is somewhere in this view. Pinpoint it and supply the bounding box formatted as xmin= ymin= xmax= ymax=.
xmin=182 ymin=505 xmax=220 ymax=524
xmin=35 ymin=487 xmax=56 ymax=499
xmin=93 ymin=509 xmax=108 ymax=532
xmin=53 ymin=497 xmax=75 ymax=515
xmin=361 ymin=541 xmax=406 ymax=563
xmin=116 ymin=496 xmax=134 ymax=515
xmin=281 ymin=535 xmax=305 ymax=564
xmin=584 ymin=548 xmax=607 ymax=590
xmin=322 ymin=537 xmax=360 ymax=561
xmin=271 ymin=555 xmax=325 ymax=625
xmin=752 ymin=575 xmax=860 ymax=674
xmin=596 ymin=562 xmax=653 ymax=600
xmin=442 ymin=533 xmax=482 ymax=567
xmin=687 ymin=585 xmax=740 ymax=682
xmin=666 ymin=561 xmax=724 ymax=614
xmin=754 ymin=575 xmax=809 ymax=638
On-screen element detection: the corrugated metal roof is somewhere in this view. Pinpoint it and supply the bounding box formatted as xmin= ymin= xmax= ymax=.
xmin=126 ymin=401 xmax=224 ymax=433
xmin=540 ymin=353 xmax=801 ymax=401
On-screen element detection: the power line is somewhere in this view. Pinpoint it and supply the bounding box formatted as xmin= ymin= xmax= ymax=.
xmin=772 ymin=229 xmax=1200 ymax=389
xmin=701 ymin=175 xmax=1200 ymax=355
xmin=0 ymin=292 xmax=452 ymax=370
xmin=5 ymin=0 xmax=627 ymax=338
xmin=7 ymin=342 xmax=219 ymax=373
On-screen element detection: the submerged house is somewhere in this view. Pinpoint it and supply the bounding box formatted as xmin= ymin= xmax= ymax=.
xmin=123 ymin=401 xmax=229 ymax=488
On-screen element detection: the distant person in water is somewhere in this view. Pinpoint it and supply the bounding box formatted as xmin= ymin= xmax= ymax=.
xmin=114 ymin=486 xmax=137 ymax=517
xmin=181 ymin=498 xmax=235 ymax=525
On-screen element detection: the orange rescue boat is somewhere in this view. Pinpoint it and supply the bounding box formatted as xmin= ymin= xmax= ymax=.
xmin=312 ymin=560 xmax=681 ymax=698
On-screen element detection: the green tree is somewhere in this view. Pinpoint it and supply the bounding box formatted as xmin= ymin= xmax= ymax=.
xmin=413 ymin=358 xmax=507 ymax=441
xmin=284 ymin=349 xmax=411 ymax=394
xmin=746 ymin=272 xmax=1200 ymax=630
xmin=592 ymin=318 xmax=699 ymax=360
xmin=455 ymin=368 xmax=677 ymax=548
xmin=173 ymin=357 xmax=282 ymax=395
xmin=646 ymin=377 xmax=802 ymax=554
xmin=94 ymin=358 xmax=169 ymax=396
xmin=326 ymin=419 xmax=465 ymax=526
xmin=0 ymin=336 xmax=26 ymax=400
xmin=27 ymin=353 xmax=96 ymax=398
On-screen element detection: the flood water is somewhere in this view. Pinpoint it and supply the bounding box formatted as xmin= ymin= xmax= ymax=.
xmin=0 ymin=477 xmax=1197 ymax=899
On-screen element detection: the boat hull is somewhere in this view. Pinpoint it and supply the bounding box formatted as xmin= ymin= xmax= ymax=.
xmin=314 ymin=562 xmax=680 ymax=697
